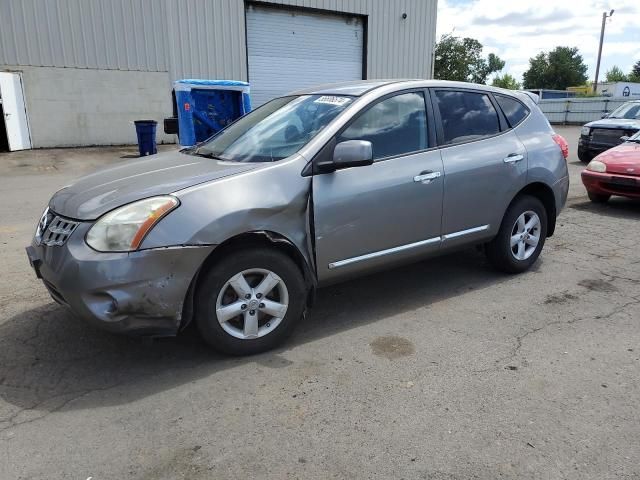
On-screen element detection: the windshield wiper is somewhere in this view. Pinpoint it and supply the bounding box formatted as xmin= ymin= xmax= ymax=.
xmin=193 ymin=150 xmax=227 ymax=161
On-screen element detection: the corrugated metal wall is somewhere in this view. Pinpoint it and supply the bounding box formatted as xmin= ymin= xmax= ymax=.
xmin=165 ymin=0 xmax=247 ymax=80
xmin=0 ymin=0 xmax=169 ymax=71
xmin=246 ymin=0 xmax=438 ymax=79
xmin=2 ymin=0 xmax=437 ymax=81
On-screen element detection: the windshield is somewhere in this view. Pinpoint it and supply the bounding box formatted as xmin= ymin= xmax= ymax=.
xmin=194 ymin=94 xmax=354 ymax=162
xmin=609 ymin=102 xmax=640 ymax=120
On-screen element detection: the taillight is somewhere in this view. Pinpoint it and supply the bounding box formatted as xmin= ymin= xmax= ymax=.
xmin=552 ymin=134 xmax=569 ymax=159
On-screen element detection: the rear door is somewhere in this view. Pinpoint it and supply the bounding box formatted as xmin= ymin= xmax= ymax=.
xmin=313 ymin=90 xmax=444 ymax=283
xmin=432 ymin=88 xmax=527 ymax=246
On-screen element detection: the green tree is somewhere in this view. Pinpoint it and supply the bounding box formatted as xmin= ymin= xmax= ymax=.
xmin=491 ymin=73 xmax=521 ymax=90
xmin=605 ymin=65 xmax=628 ymax=82
xmin=629 ymin=60 xmax=640 ymax=83
xmin=434 ymin=34 xmax=505 ymax=84
xmin=522 ymin=47 xmax=588 ymax=90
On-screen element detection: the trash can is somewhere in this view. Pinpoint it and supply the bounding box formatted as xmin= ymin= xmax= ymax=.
xmin=173 ymin=79 xmax=251 ymax=147
xmin=134 ymin=120 xmax=158 ymax=156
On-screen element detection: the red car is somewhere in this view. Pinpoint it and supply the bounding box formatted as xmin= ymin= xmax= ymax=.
xmin=581 ymin=131 xmax=640 ymax=202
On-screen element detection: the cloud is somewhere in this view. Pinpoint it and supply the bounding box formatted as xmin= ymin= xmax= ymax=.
xmin=437 ymin=0 xmax=640 ymax=83
xmin=472 ymin=9 xmax=574 ymax=26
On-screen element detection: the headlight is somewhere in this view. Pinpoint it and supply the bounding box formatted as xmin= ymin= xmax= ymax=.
xmin=581 ymin=126 xmax=591 ymax=136
xmin=586 ymin=160 xmax=607 ymax=173
xmin=86 ymin=196 xmax=179 ymax=252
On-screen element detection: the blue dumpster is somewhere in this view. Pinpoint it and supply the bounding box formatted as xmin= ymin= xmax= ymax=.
xmin=174 ymin=79 xmax=251 ymax=147
xmin=134 ymin=120 xmax=158 ymax=156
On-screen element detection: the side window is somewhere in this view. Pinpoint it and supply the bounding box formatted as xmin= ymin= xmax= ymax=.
xmin=338 ymin=92 xmax=428 ymax=160
xmin=495 ymin=94 xmax=529 ymax=127
xmin=434 ymin=90 xmax=500 ymax=144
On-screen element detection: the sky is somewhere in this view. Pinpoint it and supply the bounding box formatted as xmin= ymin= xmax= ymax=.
xmin=436 ymin=0 xmax=640 ymax=84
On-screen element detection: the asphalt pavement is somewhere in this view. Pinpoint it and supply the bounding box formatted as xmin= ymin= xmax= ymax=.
xmin=0 ymin=126 xmax=639 ymax=479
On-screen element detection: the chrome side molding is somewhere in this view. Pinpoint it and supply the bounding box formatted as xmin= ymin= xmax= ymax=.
xmin=329 ymin=225 xmax=489 ymax=269
xmin=441 ymin=224 xmax=489 ymax=240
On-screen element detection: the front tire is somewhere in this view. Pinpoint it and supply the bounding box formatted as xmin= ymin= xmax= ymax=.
xmin=486 ymin=195 xmax=548 ymax=274
xmin=195 ymin=248 xmax=306 ymax=355
xmin=577 ymin=147 xmax=592 ymax=163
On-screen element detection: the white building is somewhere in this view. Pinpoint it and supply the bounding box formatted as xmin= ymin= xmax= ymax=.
xmin=595 ymin=81 xmax=640 ymax=99
xmin=0 ymin=0 xmax=438 ymax=151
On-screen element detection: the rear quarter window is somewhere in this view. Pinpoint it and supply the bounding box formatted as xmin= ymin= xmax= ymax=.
xmin=495 ymin=94 xmax=530 ymax=128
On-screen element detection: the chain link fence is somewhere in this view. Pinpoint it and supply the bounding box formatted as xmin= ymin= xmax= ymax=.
xmin=538 ymin=97 xmax=630 ymax=124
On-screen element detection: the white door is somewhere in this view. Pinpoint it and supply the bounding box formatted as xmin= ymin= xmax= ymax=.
xmin=0 ymin=72 xmax=32 ymax=151
xmin=246 ymin=6 xmax=364 ymax=107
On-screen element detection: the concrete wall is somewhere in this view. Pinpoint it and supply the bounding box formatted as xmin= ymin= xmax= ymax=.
xmin=5 ymin=66 xmax=174 ymax=148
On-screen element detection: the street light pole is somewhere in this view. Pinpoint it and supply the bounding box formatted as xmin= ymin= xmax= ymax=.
xmin=593 ymin=9 xmax=614 ymax=93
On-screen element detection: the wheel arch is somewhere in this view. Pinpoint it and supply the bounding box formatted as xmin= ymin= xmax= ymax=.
xmin=180 ymin=231 xmax=316 ymax=330
xmin=512 ymin=182 xmax=557 ymax=237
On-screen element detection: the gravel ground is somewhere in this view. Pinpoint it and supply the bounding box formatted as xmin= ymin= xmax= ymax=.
xmin=0 ymin=127 xmax=639 ymax=480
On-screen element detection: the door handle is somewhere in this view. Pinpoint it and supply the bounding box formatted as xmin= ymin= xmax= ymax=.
xmin=414 ymin=171 xmax=441 ymax=183
xmin=503 ymin=153 xmax=524 ymax=163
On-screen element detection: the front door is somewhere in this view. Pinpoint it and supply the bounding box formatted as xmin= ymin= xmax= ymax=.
xmin=312 ymin=91 xmax=444 ymax=283
xmin=0 ymin=72 xmax=31 ymax=151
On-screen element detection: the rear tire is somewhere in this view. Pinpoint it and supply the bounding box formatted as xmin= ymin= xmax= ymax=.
xmin=587 ymin=191 xmax=610 ymax=203
xmin=486 ymin=195 xmax=548 ymax=274
xmin=195 ymin=248 xmax=306 ymax=355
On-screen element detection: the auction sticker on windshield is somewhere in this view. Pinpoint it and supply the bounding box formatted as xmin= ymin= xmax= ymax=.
xmin=314 ymin=96 xmax=351 ymax=106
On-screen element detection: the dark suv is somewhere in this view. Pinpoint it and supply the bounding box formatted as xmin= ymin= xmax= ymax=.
xmin=578 ymin=100 xmax=640 ymax=162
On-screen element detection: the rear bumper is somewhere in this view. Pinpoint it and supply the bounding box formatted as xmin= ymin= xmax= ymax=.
xmin=26 ymin=221 xmax=215 ymax=337
xmin=581 ymin=170 xmax=640 ymax=199
xmin=554 ymin=175 xmax=570 ymax=213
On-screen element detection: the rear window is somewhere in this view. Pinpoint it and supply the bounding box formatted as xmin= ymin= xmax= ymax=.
xmin=495 ymin=94 xmax=529 ymax=127
xmin=435 ymin=90 xmax=500 ymax=144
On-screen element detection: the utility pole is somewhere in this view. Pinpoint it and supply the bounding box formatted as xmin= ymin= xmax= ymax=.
xmin=593 ymin=9 xmax=614 ymax=93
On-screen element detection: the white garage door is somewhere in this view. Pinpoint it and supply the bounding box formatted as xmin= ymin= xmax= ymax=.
xmin=246 ymin=6 xmax=364 ymax=107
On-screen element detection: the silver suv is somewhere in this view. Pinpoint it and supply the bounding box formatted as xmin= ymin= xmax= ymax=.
xmin=26 ymin=80 xmax=570 ymax=355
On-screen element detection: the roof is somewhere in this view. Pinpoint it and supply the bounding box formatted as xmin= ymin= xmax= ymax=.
xmin=291 ymin=80 xmax=404 ymax=96
xmin=291 ymin=79 xmax=532 ymax=98
xmin=174 ymin=79 xmax=250 ymax=93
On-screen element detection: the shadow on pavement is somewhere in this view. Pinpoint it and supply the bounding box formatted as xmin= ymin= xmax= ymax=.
xmin=569 ymin=197 xmax=640 ymax=219
xmin=0 ymin=248 xmax=515 ymax=416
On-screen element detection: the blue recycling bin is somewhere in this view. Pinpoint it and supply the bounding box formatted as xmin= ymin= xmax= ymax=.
xmin=174 ymin=79 xmax=251 ymax=147
xmin=134 ymin=120 xmax=157 ymax=156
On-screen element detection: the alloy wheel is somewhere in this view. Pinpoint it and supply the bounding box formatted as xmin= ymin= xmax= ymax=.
xmin=215 ymin=268 xmax=289 ymax=340
xmin=510 ymin=210 xmax=541 ymax=261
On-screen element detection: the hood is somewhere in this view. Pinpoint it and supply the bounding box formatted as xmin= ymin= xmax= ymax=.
xmin=596 ymin=141 xmax=640 ymax=175
xmin=585 ymin=118 xmax=640 ymax=130
xmin=49 ymin=149 xmax=259 ymax=220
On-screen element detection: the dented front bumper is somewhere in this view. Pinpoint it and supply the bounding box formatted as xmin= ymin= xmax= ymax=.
xmin=26 ymin=221 xmax=214 ymax=337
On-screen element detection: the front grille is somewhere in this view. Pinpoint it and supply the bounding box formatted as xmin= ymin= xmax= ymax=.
xmin=36 ymin=209 xmax=79 ymax=247
xmin=590 ymin=128 xmax=637 ymax=146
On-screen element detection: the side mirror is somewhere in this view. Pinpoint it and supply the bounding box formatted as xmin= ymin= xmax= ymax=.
xmin=332 ymin=140 xmax=373 ymax=170
xmin=620 ymin=136 xmax=630 ymax=142
xmin=601 ymin=113 xmax=609 ymax=119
